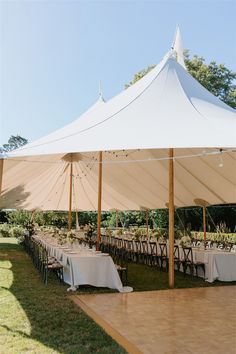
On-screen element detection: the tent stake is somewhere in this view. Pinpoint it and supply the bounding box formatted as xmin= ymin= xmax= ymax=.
xmin=0 ymin=159 xmax=4 ymax=199
xmin=168 ymin=148 xmax=174 ymax=288
xmin=97 ymin=151 xmax=103 ymax=248
xmin=203 ymin=206 xmax=206 ymax=248
xmin=68 ymin=155 xmax=73 ymax=232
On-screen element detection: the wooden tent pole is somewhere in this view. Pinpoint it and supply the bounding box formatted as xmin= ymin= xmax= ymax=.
xmin=146 ymin=210 xmax=149 ymax=236
xmin=68 ymin=155 xmax=73 ymax=232
xmin=0 ymin=159 xmax=4 ymax=199
xmin=76 ymin=210 xmax=79 ymax=230
xmin=168 ymin=148 xmax=174 ymax=289
xmin=116 ymin=211 xmax=118 ymax=231
xmin=203 ymin=206 xmax=206 ymax=248
xmin=97 ymin=151 xmax=103 ymax=247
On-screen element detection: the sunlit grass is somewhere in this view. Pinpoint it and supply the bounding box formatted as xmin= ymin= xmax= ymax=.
xmin=0 ymin=238 xmax=126 ymax=353
xmin=1 ymin=237 xmax=235 ymax=353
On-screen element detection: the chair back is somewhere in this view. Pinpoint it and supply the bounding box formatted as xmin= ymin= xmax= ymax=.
xmin=134 ymin=240 xmax=141 ymax=253
xmin=174 ymin=245 xmax=180 ymax=259
xmin=149 ymin=242 xmax=157 ymax=255
xmin=124 ymin=239 xmax=133 ymax=251
xmin=141 ymin=240 xmax=148 ymax=254
xmin=159 ymin=243 xmax=167 ymax=257
xmin=182 ymin=247 xmax=193 ymax=264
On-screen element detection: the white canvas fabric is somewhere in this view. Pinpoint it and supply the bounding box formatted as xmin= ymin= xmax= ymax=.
xmin=1 ymin=148 xmax=235 ymax=211
xmin=1 ymin=32 xmax=236 ymax=211
xmin=3 ymin=51 xmax=236 ymax=158
xmin=172 ymin=24 xmax=186 ymax=69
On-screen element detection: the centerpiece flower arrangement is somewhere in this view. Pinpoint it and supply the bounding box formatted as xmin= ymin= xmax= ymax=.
xmin=158 ymin=236 xmax=166 ymax=243
xmin=58 ymin=233 xmax=67 ymax=245
xmin=84 ymin=223 xmax=96 ymax=240
xmin=67 ymin=230 xmax=77 ymax=245
xmin=179 ymin=235 xmax=191 ymax=247
xmin=105 ymin=228 xmax=112 ymax=236
xmin=134 ymin=229 xmax=142 ymax=241
xmin=50 ymin=227 xmax=60 ymax=238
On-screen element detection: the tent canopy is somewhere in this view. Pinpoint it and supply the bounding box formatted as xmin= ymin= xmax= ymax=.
xmin=4 ymin=50 xmax=236 ymax=158
xmin=1 ymin=30 xmax=236 ymax=212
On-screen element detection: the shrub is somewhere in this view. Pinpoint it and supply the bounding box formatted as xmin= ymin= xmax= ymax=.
xmin=10 ymin=226 xmax=25 ymax=238
xmin=0 ymin=224 xmax=11 ymax=237
xmin=191 ymin=231 xmax=236 ymax=244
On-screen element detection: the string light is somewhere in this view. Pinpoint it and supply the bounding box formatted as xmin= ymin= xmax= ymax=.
xmin=218 ymin=149 xmax=223 ymax=167
xmin=2 ymin=148 xmax=234 ymax=166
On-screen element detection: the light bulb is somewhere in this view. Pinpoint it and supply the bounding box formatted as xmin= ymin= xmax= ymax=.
xmin=218 ymin=152 xmax=223 ymax=167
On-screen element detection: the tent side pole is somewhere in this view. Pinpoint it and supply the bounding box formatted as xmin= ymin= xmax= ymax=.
xmin=68 ymin=156 xmax=73 ymax=232
xmin=168 ymin=148 xmax=174 ymax=289
xmin=76 ymin=211 xmax=79 ymax=230
xmin=116 ymin=211 xmax=118 ymax=231
xmin=203 ymin=206 xmax=206 ymax=248
xmin=0 ymin=159 xmax=4 ymax=198
xmin=146 ymin=210 xmax=149 ymax=236
xmin=97 ymin=151 xmax=102 ymax=248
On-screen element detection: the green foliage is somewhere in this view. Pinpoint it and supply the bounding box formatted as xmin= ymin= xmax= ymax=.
xmin=150 ymin=210 xmax=168 ymax=229
xmin=0 ymin=224 xmax=11 ymax=237
xmin=191 ymin=231 xmax=236 ymax=244
xmin=125 ymin=51 xmax=236 ymax=109
xmin=2 ymin=135 xmax=28 ymax=152
xmin=6 ymin=210 xmax=32 ymax=226
xmin=10 ymin=226 xmax=25 ymax=238
xmin=125 ymin=65 xmax=155 ymax=89
xmin=184 ymin=50 xmax=236 ymax=109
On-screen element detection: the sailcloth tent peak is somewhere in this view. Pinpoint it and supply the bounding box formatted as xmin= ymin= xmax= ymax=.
xmin=4 ymin=47 xmax=236 ymax=158
xmin=0 ymin=28 xmax=235 ymax=212
xmin=172 ymin=24 xmax=186 ymax=69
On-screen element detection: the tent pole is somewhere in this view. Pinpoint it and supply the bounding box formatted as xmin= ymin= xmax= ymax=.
xmin=68 ymin=155 xmax=73 ymax=232
xmin=97 ymin=151 xmax=102 ymax=248
xmin=146 ymin=210 xmax=149 ymax=236
xmin=168 ymin=148 xmax=174 ymax=289
xmin=203 ymin=206 xmax=206 ymax=248
xmin=116 ymin=211 xmax=118 ymax=231
xmin=0 ymin=159 xmax=4 ymax=199
xmin=76 ymin=210 xmax=79 ymax=230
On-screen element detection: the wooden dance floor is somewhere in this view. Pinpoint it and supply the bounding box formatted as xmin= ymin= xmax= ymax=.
xmin=71 ymin=286 xmax=236 ymax=354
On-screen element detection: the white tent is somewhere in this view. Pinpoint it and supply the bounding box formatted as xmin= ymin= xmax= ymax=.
xmin=1 ymin=27 xmax=235 ymax=287
xmin=1 ymin=47 xmax=235 ymax=211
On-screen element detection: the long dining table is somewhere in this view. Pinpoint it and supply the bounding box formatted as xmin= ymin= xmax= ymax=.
xmin=34 ymin=235 xmax=133 ymax=292
xmin=120 ymin=235 xmax=236 ymax=283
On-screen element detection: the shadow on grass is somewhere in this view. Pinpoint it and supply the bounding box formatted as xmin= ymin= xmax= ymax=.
xmin=0 ymin=239 xmax=126 ymax=354
xmin=1 ymin=238 xmax=235 ymax=353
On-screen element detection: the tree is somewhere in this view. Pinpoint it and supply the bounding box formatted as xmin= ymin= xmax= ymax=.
xmin=124 ymin=51 xmax=236 ymax=231
xmin=184 ymin=50 xmax=236 ymax=109
xmin=125 ymin=65 xmax=155 ymax=89
xmin=2 ymin=135 xmax=28 ymax=152
xmin=125 ymin=51 xmax=236 ymax=109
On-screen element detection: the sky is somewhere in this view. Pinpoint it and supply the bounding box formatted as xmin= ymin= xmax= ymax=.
xmin=1 ymin=0 xmax=235 ymax=146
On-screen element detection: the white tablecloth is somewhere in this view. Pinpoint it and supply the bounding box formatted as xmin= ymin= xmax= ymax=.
xmin=37 ymin=237 xmax=132 ymax=292
xmin=131 ymin=239 xmax=236 ymax=283
xmin=192 ymin=249 xmax=236 ymax=283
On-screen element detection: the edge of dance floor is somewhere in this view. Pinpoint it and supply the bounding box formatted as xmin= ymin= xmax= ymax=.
xmin=70 ymin=294 xmax=142 ymax=354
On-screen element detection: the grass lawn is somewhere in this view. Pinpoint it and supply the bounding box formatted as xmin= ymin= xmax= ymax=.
xmin=0 ymin=238 xmax=235 ymax=353
xmin=0 ymin=238 xmax=126 ymax=354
